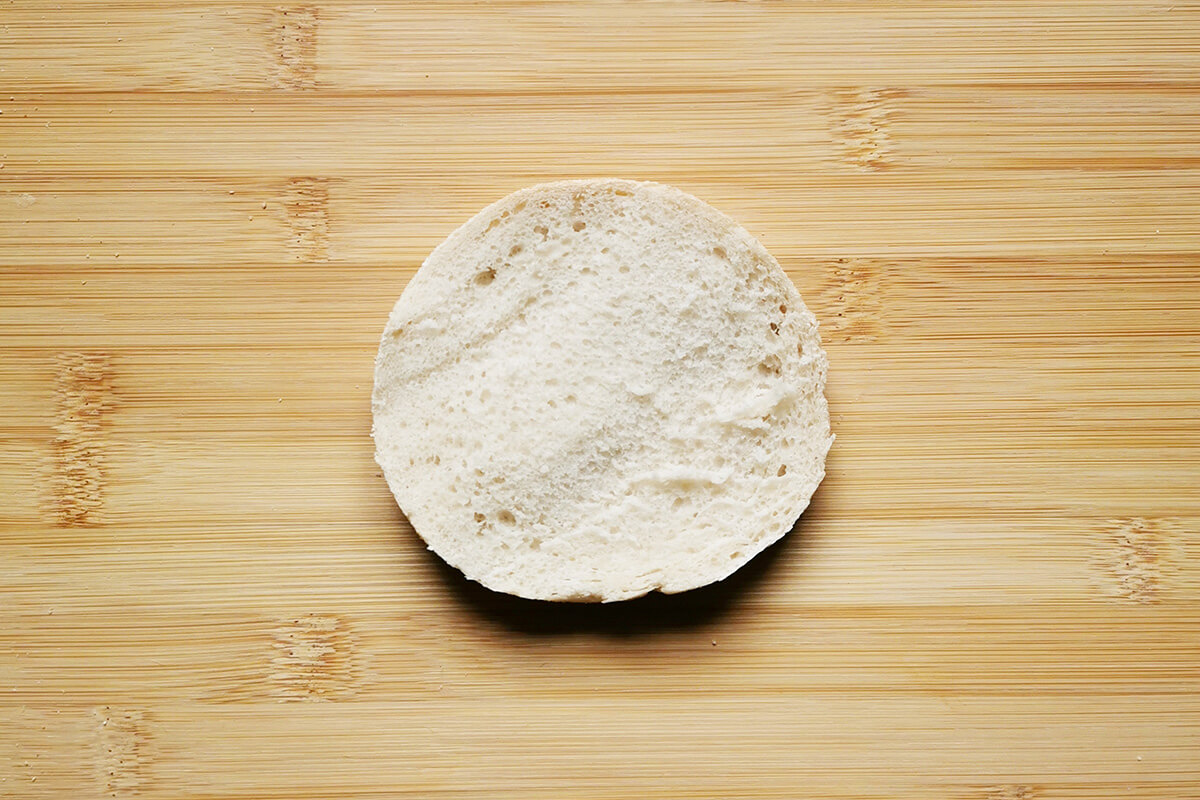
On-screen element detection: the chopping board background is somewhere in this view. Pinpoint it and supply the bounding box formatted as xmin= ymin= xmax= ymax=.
xmin=3 ymin=1 xmax=1200 ymax=797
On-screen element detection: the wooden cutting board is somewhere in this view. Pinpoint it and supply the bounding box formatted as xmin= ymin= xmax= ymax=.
xmin=3 ymin=2 xmax=1199 ymax=797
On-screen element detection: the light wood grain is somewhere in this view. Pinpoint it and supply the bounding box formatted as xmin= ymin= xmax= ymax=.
xmin=2 ymin=1 xmax=1200 ymax=798
xmin=5 ymin=1 xmax=1200 ymax=91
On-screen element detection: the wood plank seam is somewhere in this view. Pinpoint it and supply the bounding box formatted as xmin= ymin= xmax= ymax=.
xmin=47 ymin=352 xmax=112 ymax=526
xmin=281 ymin=176 xmax=331 ymax=260
xmin=93 ymin=708 xmax=152 ymax=797
xmin=270 ymin=614 xmax=361 ymax=700
xmin=809 ymin=258 xmax=890 ymax=343
xmin=1092 ymin=517 xmax=1182 ymax=604
xmin=272 ymin=6 xmax=319 ymax=91
xmin=821 ymin=88 xmax=906 ymax=170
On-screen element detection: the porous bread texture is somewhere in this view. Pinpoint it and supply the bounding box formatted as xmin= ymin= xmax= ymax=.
xmin=373 ymin=179 xmax=832 ymax=602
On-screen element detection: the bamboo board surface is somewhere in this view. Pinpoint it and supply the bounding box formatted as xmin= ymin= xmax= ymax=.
xmin=2 ymin=1 xmax=1200 ymax=797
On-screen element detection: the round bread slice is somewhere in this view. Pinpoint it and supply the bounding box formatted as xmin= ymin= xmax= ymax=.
xmin=373 ymin=179 xmax=832 ymax=602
